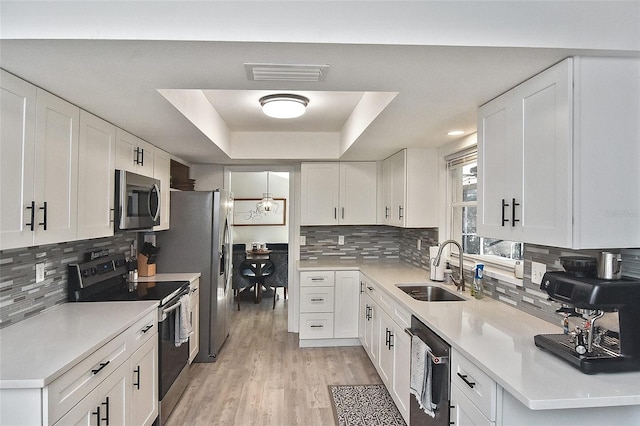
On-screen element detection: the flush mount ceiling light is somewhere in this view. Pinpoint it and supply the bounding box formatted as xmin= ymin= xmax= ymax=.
xmin=259 ymin=94 xmax=309 ymax=119
xmin=447 ymin=130 xmax=465 ymax=136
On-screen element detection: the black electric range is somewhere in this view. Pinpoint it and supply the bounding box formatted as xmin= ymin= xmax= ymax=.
xmin=67 ymin=252 xmax=189 ymax=306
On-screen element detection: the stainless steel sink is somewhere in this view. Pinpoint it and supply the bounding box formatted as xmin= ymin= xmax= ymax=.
xmin=396 ymin=284 xmax=465 ymax=302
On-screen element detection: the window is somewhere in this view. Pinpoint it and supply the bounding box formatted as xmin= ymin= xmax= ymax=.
xmin=447 ymin=149 xmax=523 ymax=264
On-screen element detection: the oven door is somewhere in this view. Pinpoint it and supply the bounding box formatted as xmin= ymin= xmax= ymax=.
xmin=158 ymin=294 xmax=190 ymax=400
xmin=115 ymin=170 xmax=161 ymax=230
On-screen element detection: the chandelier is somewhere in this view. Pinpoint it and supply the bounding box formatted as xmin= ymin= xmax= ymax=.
xmin=256 ymin=172 xmax=274 ymax=214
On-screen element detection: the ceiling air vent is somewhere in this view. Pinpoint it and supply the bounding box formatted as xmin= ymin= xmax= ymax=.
xmin=244 ymin=63 xmax=329 ymax=82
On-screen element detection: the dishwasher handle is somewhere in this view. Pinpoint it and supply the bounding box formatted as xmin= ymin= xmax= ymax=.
xmin=405 ymin=327 xmax=449 ymax=365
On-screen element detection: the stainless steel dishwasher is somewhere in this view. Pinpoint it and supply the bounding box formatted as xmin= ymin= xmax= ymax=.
xmin=405 ymin=315 xmax=451 ymax=426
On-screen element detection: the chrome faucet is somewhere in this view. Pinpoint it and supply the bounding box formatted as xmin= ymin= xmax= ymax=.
xmin=433 ymin=240 xmax=465 ymax=292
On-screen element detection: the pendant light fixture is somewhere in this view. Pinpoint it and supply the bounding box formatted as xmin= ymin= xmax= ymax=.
xmin=256 ymin=171 xmax=275 ymax=214
xmin=259 ymin=94 xmax=309 ymax=119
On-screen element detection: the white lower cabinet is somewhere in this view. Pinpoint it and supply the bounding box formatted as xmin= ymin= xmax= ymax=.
xmin=55 ymin=360 xmax=130 ymax=426
xmin=130 ymin=336 xmax=158 ymax=426
xmin=298 ymin=270 xmax=360 ymax=346
xmin=451 ymin=383 xmax=494 ymax=426
xmin=188 ymin=278 xmax=200 ymax=364
xmin=359 ymin=276 xmax=410 ymax=424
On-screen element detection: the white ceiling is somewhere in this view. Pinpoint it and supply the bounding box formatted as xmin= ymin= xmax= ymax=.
xmin=1 ymin=1 xmax=638 ymax=165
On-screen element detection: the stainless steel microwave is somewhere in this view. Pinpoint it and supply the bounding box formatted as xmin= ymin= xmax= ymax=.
xmin=115 ymin=170 xmax=161 ymax=230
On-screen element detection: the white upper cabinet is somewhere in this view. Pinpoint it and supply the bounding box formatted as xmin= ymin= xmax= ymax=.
xmin=34 ymin=89 xmax=80 ymax=246
xmin=301 ymin=162 xmax=377 ymax=225
xmin=153 ymin=147 xmax=171 ymax=231
xmin=115 ymin=128 xmax=155 ymax=177
xmin=478 ymin=57 xmax=640 ymax=249
xmin=77 ymin=111 xmax=116 ymax=240
xmin=381 ymin=148 xmax=438 ymax=228
xmin=1 ymin=70 xmax=37 ymax=250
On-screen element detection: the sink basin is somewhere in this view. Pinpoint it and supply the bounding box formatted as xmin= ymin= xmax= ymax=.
xmin=396 ymin=284 xmax=465 ymax=302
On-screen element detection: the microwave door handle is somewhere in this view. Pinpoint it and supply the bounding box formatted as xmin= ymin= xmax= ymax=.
xmin=149 ymin=184 xmax=161 ymax=222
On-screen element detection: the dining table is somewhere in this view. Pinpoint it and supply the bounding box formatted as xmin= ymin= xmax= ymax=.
xmin=244 ymin=249 xmax=272 ymax=302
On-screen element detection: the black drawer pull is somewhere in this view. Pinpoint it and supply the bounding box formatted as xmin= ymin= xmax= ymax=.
xmin=457 ymin=372 xmax=476 ymax=389
xmin=39 ymin=201 xmax=47 ymax=230
xmin=310 ymin=298 xmax=325 ymax=302
xmin=133 ymin=366 xmax=141 ymax=390
xmin=25 ymin=201 xmax=35 ymax=231
xmin=501 ymin=199 xmax=509 ymax=226
xmin=92 ymin=407 xmax=101 ymax=424
xmin=310 ymin=324 xmax=324 ymax=328
xmin=101 ymin=396 xmax=110 ymax=425
xmin=511 ymin=198 xmax=520 ymax=227
xmin=141 ymin=324 xmax=153 ymax=333
xmin=91 ymin=361 xmax=110 ymax=375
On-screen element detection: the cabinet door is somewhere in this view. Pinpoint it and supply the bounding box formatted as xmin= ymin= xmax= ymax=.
xmin=131 ymin=337 xmax=158 ymax=426
xmin=77 ymin=111 xmax=116 ymax=240
xmin=391 ymin=326 xmax=411 ymax=422
xmin=377 ymin=310 xmax=394 ymax=386
xmin=115 ymin=128 xmax=138 ymax=173
xmin=300 ymin=163 xmax=339 ymax=225
xmin=135 ymin=139 xmax=155 ymax=178
xmin=339 ymin=162 xmax=377 ymax=225
xmin=34 ymin=89 xmax=79 ymax=245
xmin=389 ymin=151 xmax=406 ymax=227
xmin=451 ymin=383 xmax=494 ymax=426
xmin=334 ymin=271 xmax=360 ymax=339
xmin=515 ymin=59 xmax=572 ymax=247
xmin=477 ymin=90 xmax=515 ymax=241
xmin=189 ymin=282 xmax=200 ymax=364
xmin=0 ymin=70 xmax=37 ymax=250
xmin=368 ymin=299 xmax=379 ymax=366
xmin=153 ymin=148 xmax=171 ymax=231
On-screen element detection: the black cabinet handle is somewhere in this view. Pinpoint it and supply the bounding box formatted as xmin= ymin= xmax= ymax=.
xmin=141 ymin=324 xmax=153 ymax=333
xmin=360 ymin=281 xmax=364 ymax=294
xmin=133 ymin=366 xmax=141 ymax=390
xmin=310 ymin=324 xmax=324 ymax=328
xmin=92 ymin=407 xmax=101 ymax=425
xmin=101 ymin=396 xmax=110 ymax=425
xmin=389 ymin=331 xmax=394 ymax=349
xmin=457 ymin=372 xmax=476 ymax=389
xmin=91 ymin=361 xmax=110 ymax=375
xmin=501 ymin=199 xmax=509 ymax=226
xmin=38 ymin=202 xmax=47 ymax=230
xmin=367 ymin=286 xmax=374 ymax=291
xmin=134 ymin=147 xmax=140 ymax=165
xmin=385 ymin=328 xmax=390 ymax=347
xmin=398 ymin=206 xmax=404 ymax=220
xmin=140 ymin=148 xmax=144 ymax=167
xmin=310 ymin=298 xmax=325 ymax=302
xmin=25 ymin=201 xmax=35 ymax=231
xmin=385 ymin=206 xmax=390 ymax=219
xmin=511 ymin=198 xmax=520 ymax=227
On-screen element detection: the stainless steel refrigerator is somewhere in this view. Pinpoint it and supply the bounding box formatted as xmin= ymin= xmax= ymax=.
xmin=156 ymin=189 xmax=233 ymax=362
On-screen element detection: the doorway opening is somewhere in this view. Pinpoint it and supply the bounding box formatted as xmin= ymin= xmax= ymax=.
xmin=227 ymin=169 xmax=292 ymax=324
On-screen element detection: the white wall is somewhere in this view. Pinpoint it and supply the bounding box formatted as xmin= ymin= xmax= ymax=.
xmin=230 ymin=171 xmax=289 ymax=246
xmin=192 ymin=164 xmax=224 ymax=191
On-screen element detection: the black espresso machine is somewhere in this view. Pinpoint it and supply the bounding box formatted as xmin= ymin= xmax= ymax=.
xmin=535 ymin=271 xmax=640 ymax=374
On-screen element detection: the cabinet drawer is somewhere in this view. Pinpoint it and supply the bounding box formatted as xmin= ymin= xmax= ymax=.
xmin=451 ymin=383 xmax=494 ymax=426
xmin=300 ymin=271 xmax=335 ymax=287
xmin=127 ymin=310 xmax=157 ymax=351
xmin=45 ymin=329 xmax=131 ymax=424
xmin=451 ymin=350 xmax=497 ymax=421
xmin=300 ymin=287 xmax=335 ymax=313
xmin=299 ymin=313 xmax=334 ymax=339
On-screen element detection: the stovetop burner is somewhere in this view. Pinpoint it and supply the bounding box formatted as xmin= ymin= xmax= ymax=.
xmin=68 ymin=252 xmax=189 ymax=306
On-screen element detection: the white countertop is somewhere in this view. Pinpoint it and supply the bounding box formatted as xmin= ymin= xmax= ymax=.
xmin=0 ymin=301 xmax=158 ymax=389
xmin=298 ymin=260 xmax=640 ymax=410
xmin=131 ymin=272 xmax=201 ymax=283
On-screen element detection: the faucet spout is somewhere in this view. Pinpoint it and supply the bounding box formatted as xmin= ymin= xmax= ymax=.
xmin=433 ymin=239 xmax=465 ymax=292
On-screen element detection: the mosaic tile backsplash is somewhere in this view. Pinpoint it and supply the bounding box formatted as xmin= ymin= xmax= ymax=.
xmin=301 ymin=225 xmax=640 ymax=326
xmin=0 ymin=233 xmax=136 ymax=329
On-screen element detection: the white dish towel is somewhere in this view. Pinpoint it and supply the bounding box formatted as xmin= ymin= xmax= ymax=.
xmin=410 ymin=335 xmax=436 ymax=418
xmin=174 ymin=294 xmax=192 ymax=347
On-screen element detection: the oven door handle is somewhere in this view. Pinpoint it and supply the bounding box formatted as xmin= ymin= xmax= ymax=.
xmin=162 ymin=301 xmax=182 ymax=315
xmin=405 ymin=327 xmax=449 ymax=364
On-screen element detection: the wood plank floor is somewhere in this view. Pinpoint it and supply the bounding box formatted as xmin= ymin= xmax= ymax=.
xmin=165 ymin=289 xmax=382 ymax=426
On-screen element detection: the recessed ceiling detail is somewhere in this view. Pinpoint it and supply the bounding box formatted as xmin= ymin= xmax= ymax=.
xmin=244 ymin=63 xmax=330 ymax=82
